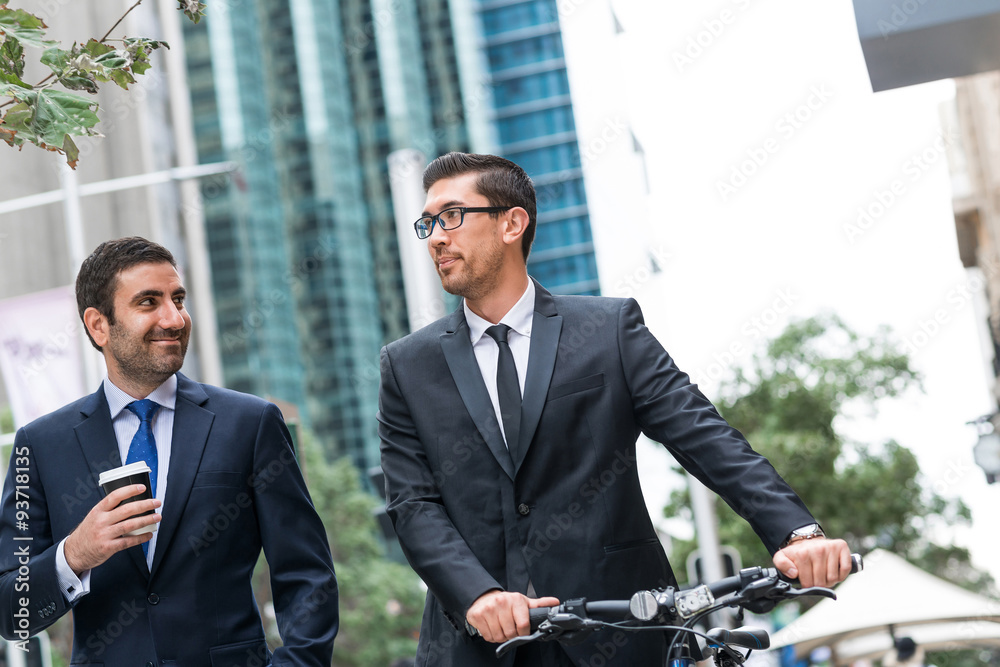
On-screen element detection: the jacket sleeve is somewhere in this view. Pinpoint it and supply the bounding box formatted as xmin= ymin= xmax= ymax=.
xmin=0 ymin=428 xmax=72 ymax=640
xmin=252 ymin=403 xmax=339 ymax=666
xmin=377 ymin=345 xmax=501 ymax=625
xmin=616 ymin=298 xmax=815 ymax=553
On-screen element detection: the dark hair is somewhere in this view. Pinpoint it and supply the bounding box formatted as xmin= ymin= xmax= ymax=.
xmin=75 ymin=236 xmax=177 ymax=351
xmin=422 ymin=152 xmax=537 ymax=261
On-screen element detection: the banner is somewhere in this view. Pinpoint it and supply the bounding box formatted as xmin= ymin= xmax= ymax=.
xmin=0 ymin=286 xmax=89 ymax=428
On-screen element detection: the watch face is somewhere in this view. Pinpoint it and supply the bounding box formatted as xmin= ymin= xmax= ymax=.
xmin=794 ymin=524 xmax=822 ymax=538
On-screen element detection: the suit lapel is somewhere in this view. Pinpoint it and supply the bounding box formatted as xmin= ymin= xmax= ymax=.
xmin=515 ymin=280 xmax=561 ymax=473
xmin=150 ymin=373 xmax=214 ymax=576
xmin=74 ymin=387 xmax=149 ymax=577
xmin=440 ymin=309 xmax=516 ymax=480
xmin=74 ymin=389 xmax=124 ymax=480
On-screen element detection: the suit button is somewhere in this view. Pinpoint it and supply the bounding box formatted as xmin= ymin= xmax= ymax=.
xmin=517 ymin=503 xmax=530 ymax=516
xmin=147 ymin=593 xmax=159 ymax=605
xmin=146 ymin=662 xmax=155 ymax=667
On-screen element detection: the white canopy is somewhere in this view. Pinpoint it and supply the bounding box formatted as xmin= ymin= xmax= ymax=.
xmin=768 ymin=549 xmax=1000 ymax=663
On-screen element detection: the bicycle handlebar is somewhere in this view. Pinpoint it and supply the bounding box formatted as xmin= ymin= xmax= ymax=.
xmin=707 ymin=552 xmax=863 ymax=597
xmin=502 ymin=552 xmax=863 ymax=660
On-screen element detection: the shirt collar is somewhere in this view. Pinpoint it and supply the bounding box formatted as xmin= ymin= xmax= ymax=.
xmin=104 ymin=374 xmax=178 ymax=419
xmin=465 ymin=279 xmax=535 ymax=345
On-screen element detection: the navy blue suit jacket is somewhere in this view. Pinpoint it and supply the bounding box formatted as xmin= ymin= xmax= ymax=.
xmin=0 ymin=373 xmax=338 ymax=666
xmin=378 ymin=281 xmax=814 ymax=666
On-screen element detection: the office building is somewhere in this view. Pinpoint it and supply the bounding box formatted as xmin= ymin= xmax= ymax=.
xmin=181 ymin=0 xmax=606 ymax=469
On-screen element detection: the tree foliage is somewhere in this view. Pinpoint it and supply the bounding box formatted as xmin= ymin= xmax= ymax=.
xmin=0 ymin=0 xmax=205 ymax=167
xmin=295 ymin=433 xmax=424 ymax=666
xmin=665 ymin=314 xmax=994 ymax=595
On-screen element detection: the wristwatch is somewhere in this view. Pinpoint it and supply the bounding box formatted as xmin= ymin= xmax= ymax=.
xmin=780 ymin=523 xmax=825 ymax=549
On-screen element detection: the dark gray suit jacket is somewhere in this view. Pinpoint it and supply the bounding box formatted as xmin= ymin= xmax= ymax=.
xmin=0 ymin=373 xmax=338 ymax=666
xmin=378 ymin=280 xmax=814 ymax=666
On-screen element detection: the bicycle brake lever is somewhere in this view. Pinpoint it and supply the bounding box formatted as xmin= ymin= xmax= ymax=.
xmin=785 ymin=586 xmax=836 ymax=601
xmin=496 ymin=631 xmax=546 ymax=658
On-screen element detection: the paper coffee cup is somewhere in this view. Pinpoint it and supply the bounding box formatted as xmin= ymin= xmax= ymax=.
xmin=98 ymin=462 xmax=156 ymax=536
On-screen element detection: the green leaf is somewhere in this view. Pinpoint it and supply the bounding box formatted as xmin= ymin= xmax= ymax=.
xmin=1 ymin=29 xmax=26 ymax=79
xmin=61 ymin=132 xmax=79 ymax=168
xmin=0 ymin=100 xmax=31 ymax=147
xmin=0 ymin=85 xmax=100 ymax=168
xmin=123 ymin=37 xmax=168 ymax=77
xmin=108 ymin=68 xmax=134 ymax=89
xmin=39 ymin=45 xmax=71 ymax=72
xmin=0 ymin=7 xmax=57 ymax=49
xmin=42 ymin=41 xmax=137 ymax=92
xmin=81 ymin=39 xmax=115 ymax=58
xmin=177 ymin=0 xmax=207 ymax=24
xmin=0 ymin=70 xmax=30 ymax=88
xmin=57 ymin=74 xmax=99 ymax=93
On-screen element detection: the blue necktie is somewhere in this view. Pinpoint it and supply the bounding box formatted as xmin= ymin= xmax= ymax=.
xmin=126 ymin=399 xmax=159 ymax=558
xmin=126 ymin=399 xmax=160 ymax=498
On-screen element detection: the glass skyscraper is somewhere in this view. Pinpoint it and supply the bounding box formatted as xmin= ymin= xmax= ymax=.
xmin=480 ymin=0 xmax=600 ymax=294
xmin=182 ymin=0 xmax=600 ymax=470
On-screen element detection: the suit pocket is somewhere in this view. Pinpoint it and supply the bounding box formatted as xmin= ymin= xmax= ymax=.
xmin=193 ymin=471 xmax=244 ymax=488
xmin=603 ymin=537 xmax=660 ymax=554
xmin=209 ymin=637 xmax=271 ymax=667
xmin=547 ymin=373 xmax=605 ymax=401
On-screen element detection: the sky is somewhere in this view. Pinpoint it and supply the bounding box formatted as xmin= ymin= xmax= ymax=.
xmin=586 ymin=1 xmax=1000 ymax=583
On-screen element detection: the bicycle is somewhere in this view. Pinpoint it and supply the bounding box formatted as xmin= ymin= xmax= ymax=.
xmin=495 ymin=553 xmax=863 ymax=666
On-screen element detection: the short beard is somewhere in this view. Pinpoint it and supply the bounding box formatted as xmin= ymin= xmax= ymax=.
xmin=108 ymin=325 xmax=187 ymax=388
xmin=438 ymin=234 xmax=505 ymax=301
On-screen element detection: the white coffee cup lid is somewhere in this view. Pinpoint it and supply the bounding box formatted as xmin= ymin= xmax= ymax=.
xmin=98 ymin=461 xmax=152 ymax=486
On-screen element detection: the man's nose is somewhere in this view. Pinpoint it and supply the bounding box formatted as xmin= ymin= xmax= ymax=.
xmin=427 ymin=219 xmax=449 ymax=245
xmin=160 ymin=302 xmax=186 ymax=329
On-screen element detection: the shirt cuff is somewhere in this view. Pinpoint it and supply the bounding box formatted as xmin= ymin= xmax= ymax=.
xmin=56 ymin=538 xmax=91 ymax=604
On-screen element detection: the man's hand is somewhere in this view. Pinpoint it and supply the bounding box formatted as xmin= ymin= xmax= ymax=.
xmin=773 ymin=537 xmax=851 ymax=588
xmin=466 ymin=590 xmax=560 ymax=644
xmin=64 ymin=484 xmax=162 ymax=576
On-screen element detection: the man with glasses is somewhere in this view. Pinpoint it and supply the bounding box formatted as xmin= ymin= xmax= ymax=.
xmin=378 ymin=152 xmax=850 ymax=666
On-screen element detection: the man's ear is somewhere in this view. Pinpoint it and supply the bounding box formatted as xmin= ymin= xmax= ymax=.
xmin=83 ymin=307 xmax=110 ymax=349
xmin=501 ymin=207 xmax=530 ymax=247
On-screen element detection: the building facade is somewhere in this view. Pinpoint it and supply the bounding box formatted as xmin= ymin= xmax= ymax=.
xmin=947 ymin=72 xmax=1000 ymax=411
xmin=182 ymin=0 xmax=603 ymax=469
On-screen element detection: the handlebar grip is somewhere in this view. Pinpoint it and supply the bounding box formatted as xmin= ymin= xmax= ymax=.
xmin=707 ymin=574 xmax=742 ymax=597
xmin=778 ymin=552 xmax=864 ymax=586
xmin=707 ymin=627 xmax=770 ymax=650
xmin=529 ymin=606 xmax=554 ymax=631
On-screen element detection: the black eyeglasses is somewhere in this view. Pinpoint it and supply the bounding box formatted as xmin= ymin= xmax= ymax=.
xmin=413 ymin=206 xmax=511 ymax=239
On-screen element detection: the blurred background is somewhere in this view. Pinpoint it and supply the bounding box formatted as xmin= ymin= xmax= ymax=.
xmin=3 ymin=0 xmax=1000 ymax=664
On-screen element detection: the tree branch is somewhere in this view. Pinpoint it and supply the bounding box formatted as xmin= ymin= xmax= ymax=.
xmin=1 ymin=0 xmax=145 ymax=111
xmin=100 ymin=0 xmax=144 ymax=43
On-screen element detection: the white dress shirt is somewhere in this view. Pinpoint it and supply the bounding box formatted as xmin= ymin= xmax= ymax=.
xmin=464 ymin=279 xmax=534 ymax=447
xmin=56 ymin=375 xmax=177 ymax=602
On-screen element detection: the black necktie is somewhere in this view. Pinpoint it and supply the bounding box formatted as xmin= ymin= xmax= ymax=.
xmin=485 ymin=324 xmax=521 ymax=459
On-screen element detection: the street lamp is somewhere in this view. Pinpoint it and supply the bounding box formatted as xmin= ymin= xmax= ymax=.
xmin=970 ymin=414 xmax=1000 ymax=484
